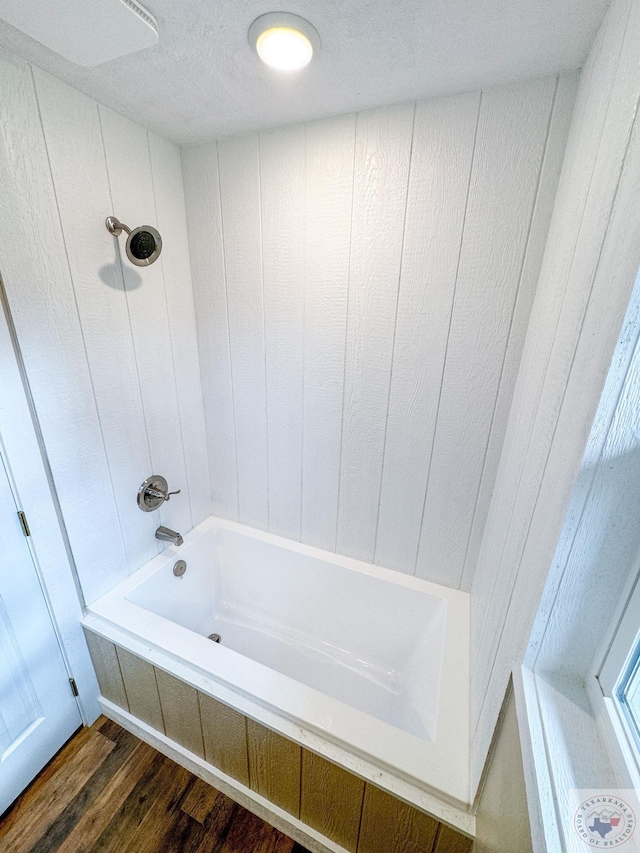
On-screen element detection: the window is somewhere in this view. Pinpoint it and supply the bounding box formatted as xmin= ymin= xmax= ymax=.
xmin=599 ymin=570 xmax=640 ymax=779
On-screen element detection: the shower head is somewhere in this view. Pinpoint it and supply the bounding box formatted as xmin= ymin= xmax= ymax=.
xmin=105 ymin=216 xmax=162 ymax=267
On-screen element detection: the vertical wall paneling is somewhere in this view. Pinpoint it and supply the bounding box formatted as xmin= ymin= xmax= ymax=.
xmin=0 ymin=50 xmax=576 ymax=613
xmin=470 ymin=0 xmax=628 ymax=722
xmin=198 ymin=691 xmax=250 ymax=785
xmin=115 ymin=647 xmax=164 ymax=732
xmin=530 ymin=289 xmax=640 ymax=678
xmin=301 ymin=114 xmax=356 ymax=550
xmin=181 ymin=143 xmax=238 ymax=518
xmin=82 ymin=631 xmax=128 ymax=711
xmin=148 ymin=133 xmax=211 ymax=527
xmin=88 ymin=639 xmax=475 ymax=845
xmin=415 ymin=76 xmax=558 ymax=588
xmin=189 ymin=78 xmax=573 ymax=589
xmin=0 ymin=50 xmax=208 ymax=604
xmin=433 ymin=825 xmax=474 ymax=853
xmin=32 ymin=69 xmax=159 ymax=578
xmin=260 ymin=124 xmax=306 ymax=539
xmin=470 ymin=22 xmax=625 ymax=693
xmin=246 ymin=718 xmax=301 ymax=816
xmin=476 ymin=69 xmax=640 ymax=783
xmin=374 ymin=91 xmax=479 ymax=573
xmin=459 ymin=72 xmax=579 ymax=591
xmin=0 ymin=53 xmax=127 ymax=605
xmin=300 ymin=749 xmax=365 ymax=852
xmin=357 ymin=784 xmax=440 ymax=853
xmin=99 ymin=106 xmax=191 ymax=538
xmin=216 ymin=134 xmax=269 ymax=530
xmin=470 ymin=0 xmax=640 ymax=792
xmin=154 ymin=667 xmax=204 ymax=759
xmin=336 ymin=102 xmax=415 ymax=561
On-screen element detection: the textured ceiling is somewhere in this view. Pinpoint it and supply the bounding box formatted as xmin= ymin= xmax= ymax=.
xmin=0 ymin=0 xmax=609 ymax=145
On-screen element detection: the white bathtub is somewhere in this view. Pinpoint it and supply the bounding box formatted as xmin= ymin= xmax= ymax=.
xmin=84 ymin=516 xmax=470 ymax=809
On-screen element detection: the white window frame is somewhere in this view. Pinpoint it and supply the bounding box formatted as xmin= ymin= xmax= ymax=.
xmin=596 ymin=563 xmax=640 ymax=792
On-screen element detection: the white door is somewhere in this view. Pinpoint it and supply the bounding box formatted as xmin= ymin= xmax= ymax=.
xmin=0 ymin=449 xmax=82 ymax=814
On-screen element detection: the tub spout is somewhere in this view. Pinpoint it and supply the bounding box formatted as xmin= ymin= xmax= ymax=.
xmin=155 ymin=526 xmax=183 ymax=547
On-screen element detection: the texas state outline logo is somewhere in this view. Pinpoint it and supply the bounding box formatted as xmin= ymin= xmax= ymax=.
xmin=574 ymin=794 xmax=636 ymax=847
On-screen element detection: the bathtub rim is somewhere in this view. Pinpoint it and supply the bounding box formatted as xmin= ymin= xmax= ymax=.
xmin=83 ymin=515 xmax=471 ymax=820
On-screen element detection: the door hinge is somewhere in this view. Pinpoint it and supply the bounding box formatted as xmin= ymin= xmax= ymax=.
xmin=69 ymin=678 xmax=79 ymax=697
xmin=17 ymin=511 xmax=30 ymax=537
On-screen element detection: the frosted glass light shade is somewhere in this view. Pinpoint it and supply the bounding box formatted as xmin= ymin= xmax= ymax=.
xmin=256 ymin=27 xmax=313 ymax=71
xmin=249 ymin=13 xmax=320 ymax=72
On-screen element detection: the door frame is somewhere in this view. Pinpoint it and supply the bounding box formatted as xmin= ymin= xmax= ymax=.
xmin=0 ymin=279 xmax=99 ymax=725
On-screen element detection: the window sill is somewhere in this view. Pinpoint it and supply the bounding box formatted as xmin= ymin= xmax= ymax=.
xmin=512 ymin=665 xmax=633 ymax=853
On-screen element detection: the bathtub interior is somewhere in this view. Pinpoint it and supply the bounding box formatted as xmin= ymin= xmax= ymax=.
xmin=125 ymin=527 xmax=447 ymax=741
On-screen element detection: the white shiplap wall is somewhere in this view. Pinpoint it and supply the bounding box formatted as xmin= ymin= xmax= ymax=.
xmin=0 ymin=53 xmax=210 ymax=605
xmin=469 ymin=0 xmax=640 ymax=795
xmin=183 ymin=74 xmax=576 ymax=590
xmin=530 ymin=278 xmax=640 ymax=682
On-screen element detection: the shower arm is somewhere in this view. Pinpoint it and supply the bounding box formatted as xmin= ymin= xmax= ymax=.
xmin=105 ymin=216 xmax=131 ymax=237
xmin=105 ymin=216 xmax=162 ymax=266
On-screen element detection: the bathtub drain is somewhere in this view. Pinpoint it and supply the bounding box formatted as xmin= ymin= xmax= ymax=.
xmin=208 ymin=633 xmax=221 ymax=643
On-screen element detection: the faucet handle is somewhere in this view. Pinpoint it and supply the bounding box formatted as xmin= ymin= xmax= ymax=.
xmin=137 ymin=476 xmax=181 ymax=512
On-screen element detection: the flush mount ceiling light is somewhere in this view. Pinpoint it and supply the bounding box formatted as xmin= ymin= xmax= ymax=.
xmin=248 ymin=12 xmax=319 ymax=72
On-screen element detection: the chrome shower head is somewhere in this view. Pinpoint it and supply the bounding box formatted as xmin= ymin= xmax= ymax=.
xmin=105 ymin=216 xmax=162 ymax=266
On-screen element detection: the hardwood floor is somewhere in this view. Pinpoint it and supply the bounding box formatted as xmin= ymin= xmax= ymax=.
xmin=0 ymin=717 xmax=311 ymax=853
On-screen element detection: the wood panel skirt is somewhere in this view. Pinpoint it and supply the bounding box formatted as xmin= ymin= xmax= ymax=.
xmin=84 ymin=630 xmax=473 ymax=853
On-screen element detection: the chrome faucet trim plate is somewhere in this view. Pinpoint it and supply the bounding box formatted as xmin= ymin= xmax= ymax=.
xmin=137 ymin=475 xmax=181 ymax=512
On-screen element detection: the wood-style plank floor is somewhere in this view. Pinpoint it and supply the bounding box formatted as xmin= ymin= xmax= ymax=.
xmin=0 ymin=717 xmax=311 ymax=853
